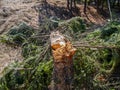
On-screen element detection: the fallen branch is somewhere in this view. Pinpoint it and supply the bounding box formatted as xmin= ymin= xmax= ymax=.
xmin=73 ymin=44 xmax=119 ymax=49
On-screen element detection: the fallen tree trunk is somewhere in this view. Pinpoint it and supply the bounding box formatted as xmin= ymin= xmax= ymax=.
xmin=49 ymin=31 xmax=76 ymax=90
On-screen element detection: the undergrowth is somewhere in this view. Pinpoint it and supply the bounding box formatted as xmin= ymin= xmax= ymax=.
xmin=0 ymin=17 xmax=120 ymax=90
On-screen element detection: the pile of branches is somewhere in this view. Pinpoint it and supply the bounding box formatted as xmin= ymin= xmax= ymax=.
xmin=0 ymin=14 xmax=120 ymax=89
xmin=0 ymin=16 xmax=86 ymax=90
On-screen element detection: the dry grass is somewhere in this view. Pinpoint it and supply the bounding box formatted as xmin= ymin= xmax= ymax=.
xmin=0 ymin=43 xmax=23 ymax=75
xmin=0 ymin=0 xmax=39 ymax=34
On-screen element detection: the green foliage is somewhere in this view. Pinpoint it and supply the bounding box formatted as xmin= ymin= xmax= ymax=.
xmin=58 ymin=17 xmax=86 ymax=40
xmin=4 ymin=70 xmax=25 ymax=90
xmin=0 ymin=18 xmax=120 ymax=90
xmin=27 ymin=60 xmax=53 ymax=90
xmin=0 ymin=60 xmax=52 ymax=90
xmin=67 ymin=17 xmax=86 ymax=33
xmin=76 ymin=21 xmax=120 ymax=89
xmin=59 ymin=16 xmax=86 ymax=33
xmin=0 ymin=21 xmax=53 ymax=90
xmin=0 ymin=85 xmax=8 ymax=90
xmin=0 ymin=22 xmax=34 ymax=45
xmin=8 ymin=22 xmax=34 ymax=37
xmin=101 ymin=21 xmax=120 ymax=39
xmin=40 ymin=16 xmax=59 ymax=32
xmin=74 ymin=49 xmax=96 ymax=89
xmin=22 ymin=43 xmax=40 ymax=58
xmin=85 ymin=29 xmax=101 ymax=40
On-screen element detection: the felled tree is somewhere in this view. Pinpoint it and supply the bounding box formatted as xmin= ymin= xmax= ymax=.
xmin=49 ymin=31 xmax=76 ymax=90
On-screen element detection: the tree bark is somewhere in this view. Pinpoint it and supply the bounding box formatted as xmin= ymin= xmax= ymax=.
xmin=112 ymin=0 xmax=117 ymax=8
xmin=70 ymin=0 xmax=73 ymax=9
xmin=67 ymin=0 xmax=70 ymax=9
xmin=117 ymin=0 xmax=120 ymax=6
xmin=73 ymin=0 xmax=76 ymax=8
xmin=101 ymin=0 xmax=105 ymax=10
xmin=49 ymin=31 xmax=76 ymax=90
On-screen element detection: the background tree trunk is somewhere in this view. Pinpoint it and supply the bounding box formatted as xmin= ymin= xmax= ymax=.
xmin=67 ymin=0 xmax=76 ymax=10
xmin=112 ymin=0 xmax=117 ymax=8
xmin=73 ymin=0 xmax=76 ymax=8
xmin=67 ymin=0 xmax=70 ymax=9
xmin=70 ymin=0 xmax=73 ymax=9
xmin=84 ymin=0 xmax=87 ymax=13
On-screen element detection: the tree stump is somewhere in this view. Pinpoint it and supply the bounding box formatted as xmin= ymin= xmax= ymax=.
xmin=49 ymin=31 xmax=76 ymax=90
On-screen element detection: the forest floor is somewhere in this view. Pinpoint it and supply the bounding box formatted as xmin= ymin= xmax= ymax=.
xmin=0 ymin=0 xmax=107 ymax=74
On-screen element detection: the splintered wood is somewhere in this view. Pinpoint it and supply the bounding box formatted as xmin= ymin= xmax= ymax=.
xmin=49 ymin=31 xmax=76 ymax=90
xmin=50 ymin=31 xmax=76 ymax=62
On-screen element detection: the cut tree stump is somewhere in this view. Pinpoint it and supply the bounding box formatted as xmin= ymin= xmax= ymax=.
xmin=49 ymin=31 xmax=76 ymax=90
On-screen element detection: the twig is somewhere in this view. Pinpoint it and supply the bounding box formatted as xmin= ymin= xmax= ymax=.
xmin=14 ymin=68 xmax=32 ymax=70
xmin=31 ymin=35 xmax=50 ymax=38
